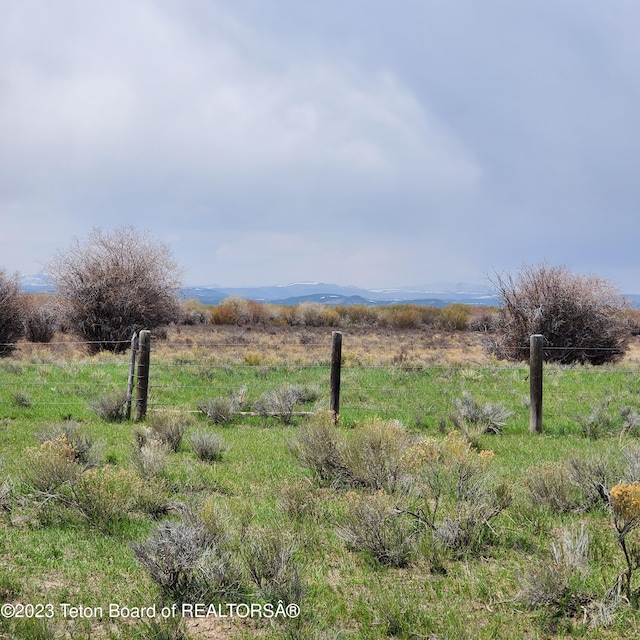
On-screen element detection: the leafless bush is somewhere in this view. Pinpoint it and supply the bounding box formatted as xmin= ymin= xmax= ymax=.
xmin=133 ymin=508 xmax=251 ymax=605
xmin=47 ymin=227 xmax=183 ymax=353
xmin=0 ymin=270 xmax=24 ymax=356
xmin=22 ymin=297 xmax=59 ymax=343
xmin=189 ymin=431 xmax=228 ymax=462
xmin=468 ymin=310 xmax=497 ymax=333
xmin=488 ymin=263 xmax=630 ymax=364
xmin=180 ymin=300 xmax=209 ymax=325
xmin=336 ymin=490 xmax=418 ymax=567
xmin=621 ymin=444 xmax=640 ymax=482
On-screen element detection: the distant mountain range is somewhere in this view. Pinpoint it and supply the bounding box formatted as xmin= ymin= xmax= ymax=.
xmin=19 ymin=274 xmax=640 ymax=308
xmin=181 ymin=282 xmax=501 ymax=307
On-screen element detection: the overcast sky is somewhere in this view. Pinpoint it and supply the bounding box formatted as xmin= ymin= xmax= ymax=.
xmin=2 ymin=1 xmax=640 ymax=291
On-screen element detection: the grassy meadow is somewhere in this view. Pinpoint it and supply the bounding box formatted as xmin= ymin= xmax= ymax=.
xmin=2 ymin=325 xmax=640 ymax=639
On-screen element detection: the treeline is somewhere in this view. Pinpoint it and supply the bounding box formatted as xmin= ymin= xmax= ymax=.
xmin=181 ymin=296 xmax=497 ymax=331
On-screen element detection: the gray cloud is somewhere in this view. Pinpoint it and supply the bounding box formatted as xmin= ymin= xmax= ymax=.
xmin=2 ymin=0 xmax=640 ymax=290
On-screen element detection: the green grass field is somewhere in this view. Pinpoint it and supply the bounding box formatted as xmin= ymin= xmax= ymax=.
xmin=2 ymin=333 xmax=640 ymax=639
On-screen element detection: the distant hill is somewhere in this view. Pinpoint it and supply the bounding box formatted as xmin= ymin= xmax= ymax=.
xmin=180 ymin=282 xmax=500 ymax=307
xmin=19 ymin=274 xmax=640 ymax=309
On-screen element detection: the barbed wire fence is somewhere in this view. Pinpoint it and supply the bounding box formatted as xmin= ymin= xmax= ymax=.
xmin=0 ymin=331 xmax=638 ymax=432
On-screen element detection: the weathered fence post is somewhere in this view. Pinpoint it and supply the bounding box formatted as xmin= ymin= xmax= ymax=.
xmin=125 ymin=332 xmax=138 ymax=420
xmin=135 ymin=330 xmax=151 ymax=421
xmin=330 ymin=331 xmax=342 ymax=423
xmin=529 ymin=334 xmax=544 ymax=434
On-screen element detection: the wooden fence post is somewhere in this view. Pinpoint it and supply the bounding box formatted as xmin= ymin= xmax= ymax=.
xmin=125 ymin=332 xmax=138 ymax=420
xmin=529 ymin=334 xmax=544 ymax=434
xmin=330 ymin=331 xmax=342 ymax=423
xmin=134 ymin=330 xmax=151 ymax=421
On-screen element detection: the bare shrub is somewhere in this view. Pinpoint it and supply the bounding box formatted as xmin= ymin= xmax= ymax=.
xmin=88 ymin=391 xmax=128 ymax=422
xmin=47 ymin=227 xmax=183 ymax=353
xmin=468 ymin=309 xmax=497 ymax=333
xmin=133 ymin=520 xmax=217 ymax=603
xmin=189 ymin=431 xmax=228 ymax=462
xmin=0 ymin=270 xmax=24 ymax=356
xmin=336 ymin=490 xmax=418 ymax=567
xmin=621 ymin=443 xmax=640 ymax=482
xmin=180 ymin=300 xmax=209 ymax=325
xmin=489 ymin=263 xmax=630 ymax=364
xmin=22 ymin=297 xmax=59 ymax=343
xmin=0 ymin=476 xmax=13 ymax=512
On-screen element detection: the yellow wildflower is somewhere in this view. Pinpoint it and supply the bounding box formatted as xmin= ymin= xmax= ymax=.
xmin=611 ymin=482 xmax=640 ymax=522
